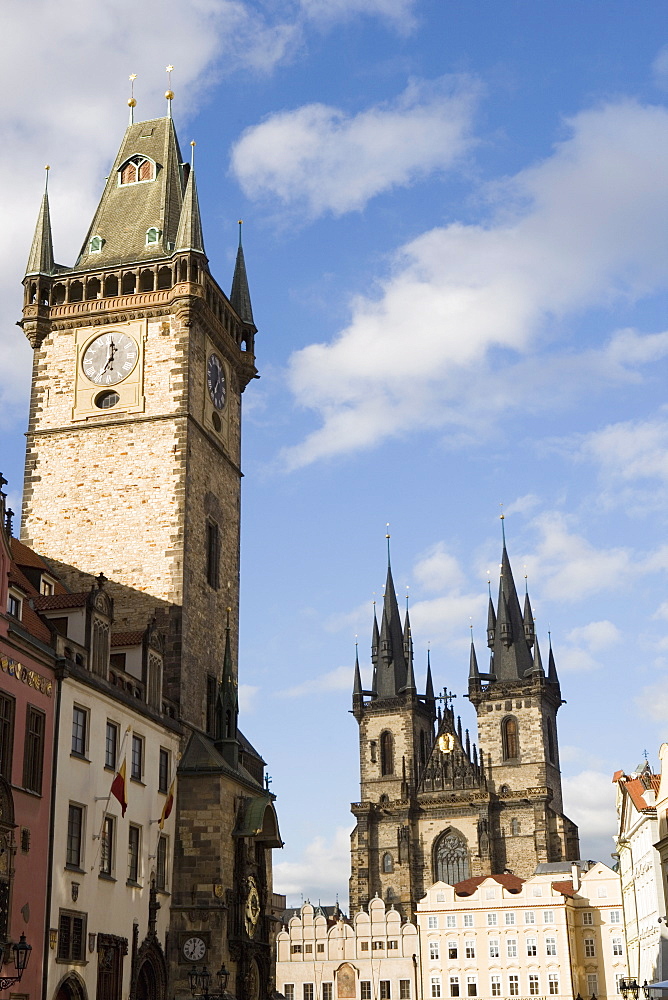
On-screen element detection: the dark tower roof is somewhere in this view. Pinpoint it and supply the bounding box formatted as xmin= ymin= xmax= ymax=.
xmin=491 ymin=541 xmax=534 ymax=681
xmin=469 ymin=637 xmax=480 ymax=679
xmin=26 ymin=188 xmax=54 ymax=276
xmin=74 ymin=116 xmax=186 ymax=269
xmin=230 ymin=223 xmax=254 ymax=326
xmin=375 ymin=562 xmax=408 ymax=698
xmin=175 ymin=165 xmax=205 ymax=253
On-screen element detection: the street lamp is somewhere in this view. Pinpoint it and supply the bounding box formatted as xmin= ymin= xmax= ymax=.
xmin=0 ymin=934 xmax=32 ymax=991
xmin=619 ymin=981 xmax=654 ymax=1000
xmin=188 ymin=964 xmax=231 ymax=1000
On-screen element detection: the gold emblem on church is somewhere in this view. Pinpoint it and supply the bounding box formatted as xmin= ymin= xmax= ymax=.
xmin=437 ymin=733 xmax=455 ymax=754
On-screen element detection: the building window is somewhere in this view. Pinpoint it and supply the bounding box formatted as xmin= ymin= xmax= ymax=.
xmin=317 ymin=944 xmax=324 ymax=953
xmin=490 ymin=979 xmax=501 ymax=998
xmin=67 ymin=804 xmax=84 ymax=868
xmin=131 ymin=734 xmax=143 ymax=781
xmin=548 ymin=975 xmax=559 ymax=995
xmin=146 ymin=227 xmax=161 ymax=245
xmin=509 ymin=977 xmax=519 ymax=997
xmin=23 ymin=706 xmax=45 ymax=794
xmin=506 ymin=938 xmax=517 ymax=958
xmin=463 ymin=914 xmax=473 ymax=927
xmin=524 ymin=911 xmax=535 ymax=923
xmin=71 ymin=706 xmax=88 ymax=757
xmin=543 ymin=909 xmax=554 ymax=923
xmin=489 ymin=940 xmax=499 ymax=958
xmin=431 ymin=979 xmax=441 ymax=999
xmin=128 ymin=825 xmax=141 ymax=883
xmin=446 ymin=915 xmax=456 ymax=927
xmin=612 ymin=936 xmax=623 ymax=956
xmin=487 ymin=912 xmax=497 ymax=925
xmin=597 ymin=885 xmax=608 ymax=898
xmin=284 ymin=988 xmax=295 ymax=1000
xmin=449 ymin=979 xmax=459 ymax=998
xmin=465 ymin=940 xmax=475 ymax=959
xmin=529 ymin=976 xmax=540 ymax=996
xmin=486 ymin=887 xmax=497 ymax=899
xmin=89 ymin=235 xmax=103 ymax=253
xmin=428 ymin=916 xmax=438 ymax=929
xmin=105 ymin=721 xmax=118 ymax=770
xmin=526 ymin=937 xmax=537 ymax=956
xmin=206 ymin=674 xmax=217 ymax=735
xmin=361 ymin=984 xmax=371 ymax=1000
xmin=435 ymin=832 xmax=469 ymax=885
xmin=159 ymin=748 xmax=170 ymax=793
xmin=547 ymin=718 xmax=556 ymax=762
xmin=584 ymin=937 xmax=595 ymax=958
xmin=380 ymin=984 xmax=391 ymax=1000
xmin=400 ymin=983 xmax=410 ymax=1000
xmin=372 ymin=941 xmax=384 ymax=950
xmin=91 ymin=617 xmax=110 ymax=677
xmin=322 ymin=985 xmax=333 ymax=1000
xmin=429 ymin=941 xmax=440 ymax=960
xmin=448 ymin=941 xmax=458 ymax=959
xmin=57 ymin=909 xmax=87 ymax=962
xmin=359 ymin=941 xmax=369 ymax=951
xmin=304 ymin=986 xmax=314 ymax=1000
xmin=156 ymin=835 xmax=168 ymax=891
xmin=505 ymin=912 xmax=515 ymax=925
xmin=532 ymin=886 xmax=543 ymax=897
xmin=583 ymin=911 xmax=593 ymax=925
xmin=119 ymin=156 xmax=155 ymax=185
xmin=587 ymin=976 xmax=598 ymax=997
xmin=380 ymin=731 xmax=394 ymax=775
xmin=610 ymin=910 xmax=621 ymax=923
xmin=100 ymin=815 xmax=114 ymax=876
xmin=206 ymin=520 xmax=220 ymax=589
xmin=7 ymin=593 xmax=21 ymax=618
xmin=510 ymin=818 xmax=520 ymax=835
xmin=305 ymin=945 xmax=312 ymax=954
xmin=387 ymin=940 xmax=398 ymax=950
xmin=502 ymin=716 xmax=519 ymax=760
xmin=383 ymin=852 xmax=394 ymax=873
xmin=466 ymin=979 xmax=477 ymax=999
xmin=546 ymin=936 xmax=557 ymax=956
xmin=290 ymin=945 xmax=302 ymax=954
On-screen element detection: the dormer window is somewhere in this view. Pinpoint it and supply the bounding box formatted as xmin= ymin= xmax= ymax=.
xmin=89 ymin=235 xmax=104 ymax=253
xmin=146 ymin=227 xmax=161 ymax=245
xmin=119 ymin=155 xmax=155 ymax=185
xmin=7 ymin=591 xmax=22 ymax=619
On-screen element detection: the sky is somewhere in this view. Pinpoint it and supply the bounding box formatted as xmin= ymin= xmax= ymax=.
xmin=2 ymin=0 xmax=668 ymax=908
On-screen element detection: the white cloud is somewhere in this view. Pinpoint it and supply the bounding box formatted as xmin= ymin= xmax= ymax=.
xmin=410 ymin=592 xmax=487 ymax=649
xmin=281 ymin=100 xmax=668 ymax=467
xmin=653 ymin=45 xmax=668 ymax=89
xmin=230 ymin=75 xmax=479 ymax=217
xmin=636 ymin=680 xmax=668 ymax=723
xmin=239 ymin=684 xmax=259 ymax=712
xmin=562 ymin=770 xmax=618 ymax=862
xmin=299 ymin=0 xmax=416 ymax=31
xmin=566 ymin=620 xmax=621 ymax=652
xmin=279 ymin=664 xmax=353 ymax=697
xmin=413 ymin=542 xmax=464 ymax=593
xmin=579 ymin=412 xmax=668 ymax=485
xmin=273 ymin=826 xmax=352 ymax=903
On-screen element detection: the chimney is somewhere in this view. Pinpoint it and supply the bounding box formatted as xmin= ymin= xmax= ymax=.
xmin=571 ymin=862 xmax=580 ymax=892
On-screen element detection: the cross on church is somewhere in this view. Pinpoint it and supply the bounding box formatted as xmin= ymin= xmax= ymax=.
xmin=436 ymin=687 xmax=457 ymax=709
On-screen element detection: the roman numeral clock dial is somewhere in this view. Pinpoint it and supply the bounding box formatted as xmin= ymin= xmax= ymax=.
xmin=82 ymin=331 xmax=138 ymax=386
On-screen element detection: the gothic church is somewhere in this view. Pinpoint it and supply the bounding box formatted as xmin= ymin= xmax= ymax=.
xmin=350 ymin=530 xmax=579 ymax=919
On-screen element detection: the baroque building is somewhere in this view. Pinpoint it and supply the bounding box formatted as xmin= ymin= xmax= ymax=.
xmin=12 ymin=93 xmax=281 ymax=1000
xmin=350 ymin=530 xmax=579 ymax=919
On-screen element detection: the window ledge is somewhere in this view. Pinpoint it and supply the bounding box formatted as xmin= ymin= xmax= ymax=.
xmin=56 ymin=958 xmax=88 ymax=966
xmin=130 ymin=777 xmax=145 ymax=786
xmin=65 ymin=864 xmax=86 ymax=874
xmin=98 ymin=872 xmax=116 ymax=883
xmin=126 ymin=879 xmax=142 ymax=889
xmin=70 ymin=752 xmax=90 ymax=763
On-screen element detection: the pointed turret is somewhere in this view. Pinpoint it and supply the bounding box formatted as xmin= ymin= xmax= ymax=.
xmin=230 ymin=222 xmax=255 ymax=326
xmin=352 ymin=645 xmax=364 ymax=719
xmin=488 ymin=535 xmax=534 ymax=681
xmin=531 ymin=635 xmax=544 ymax=676
xmin=469 ymin=637 xmax=480 ymax=681
xmin=403 ymin=604 xmax=413 ymax=664
xmin=376 ymin=559 xmax=408 ymax=699
xmin=425 ymin=651 xmax=436 ymax=719
xmin=26 ymin=186 xmax=54 ymax=276
xmin=174 ymin=165 xmax=205 ymax=253
xmin=523 ymin=587 xmax=535 ymax=646
xmin=547 ymin=638 xmax=559 ymax=686
xmin=486 ymin=588 xmax=496 ymax=648
xmin=215 ymin=612 xmax=239 ymax=765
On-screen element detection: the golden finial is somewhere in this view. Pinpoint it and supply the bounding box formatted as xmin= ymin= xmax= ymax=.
xmin=128 ymin=74 xmax=137 ymax=123
xmin=165 ymin=65 xmax=175 ymax=113
xmin=190 ymin=140 xmax=196 ymax=167
xmin=44 ymin=164 xmax=50 ymax=192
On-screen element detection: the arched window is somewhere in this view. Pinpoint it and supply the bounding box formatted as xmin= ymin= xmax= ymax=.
xmin=119 ymin=156 xmax=155 ymax=185
xmin=434 ymin=831 xmax=469 ymax=885
xmin=89 ymin=236 xmax=103 ymax=252
xmin=510 ymin=818 xmax=520 ymax=836
xmin=380 ymin=731 xmax=394 ymax=775
xmin=547 ymin=719 xmax=555 ymax=763
xmin=383 ymin=852 xmax=393 ymax=873
xmin=502 ymin=716 xmax=519 ymax=761
xmin=146 ymin=227 xmax=161 ymax=245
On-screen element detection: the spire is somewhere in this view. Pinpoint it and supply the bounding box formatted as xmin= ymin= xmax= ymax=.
xmin=375 ymin=554 xmax=408 ymax=698
xmin=353 ymin=644 xmax=364 ymax=718
xmin=26 ymin=170 xmax=54 ymax=276
xmin=488 ymin=525 xmax=534 ymax=681
xmin=531 ymin=635 xmax=544 ymax=675
xmin=215 ymin=610 xmax=239 ymax=764
xmin=230 ymin=221 xmax=255 ymax=326
xmin=469 ymin=635 xmax=480 ymax=680
xmin=547 ymin=634 xmax=559 ymax=686
xmin=174 ymin=152 xmax=205 ymax=253
xmin=523 ymin=581 xmax=535 ymax=646
xmin=486 ymin=585 xmax=496 ymax=649
xmin=425 ymin=650 xmax=435 ymax=716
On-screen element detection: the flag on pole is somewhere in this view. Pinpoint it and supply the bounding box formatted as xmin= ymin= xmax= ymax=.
xmin=159 ymin=778 xmax=175 ymax=829
xmin=111 ymin=759 xmax=128 ymax=817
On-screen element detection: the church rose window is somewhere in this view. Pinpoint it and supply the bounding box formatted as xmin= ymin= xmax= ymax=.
xmin=380 ymin=731 xmax=394 ymax=775
xmin=502 ymin=716 xmax=519 ymax=760
xmin=434 ymin=832 xmax=469 ymax=885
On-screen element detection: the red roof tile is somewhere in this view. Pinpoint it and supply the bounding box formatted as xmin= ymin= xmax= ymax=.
xmin=612 ymin=770 xmax=624 ymax=783
xmin=10 ymin=537 xmax=51 ymax=570
xmin=33 ymin=593 xmax=88 ymax=611
xmin=111 ymin=631 xmax=144 ymax=647
xmin=454 ymin=873 xmax=525 ymax=896
xmin=551 ymin=880 xmax=576 ymax=898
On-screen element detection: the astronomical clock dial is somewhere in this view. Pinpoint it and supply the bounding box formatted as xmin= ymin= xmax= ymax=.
xmin=245 ymin=877 xmax=261 ymax=936
xmin=82 ymin=331 xmax=138 ymax=386
xmin=207 ymin=353 xmax=226 ymax=410
xmin=182 ymin=936 xmax=207 ymax=962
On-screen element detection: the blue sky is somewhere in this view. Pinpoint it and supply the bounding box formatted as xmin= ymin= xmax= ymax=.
xmin=2 ymin=0 xmax=668 ymax=905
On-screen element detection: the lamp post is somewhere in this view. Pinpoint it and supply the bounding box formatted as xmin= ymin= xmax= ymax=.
xmin=188 ymin=964 xmax=232 ymax=1000
xmin=619 ymin=980 xmax=653 ymax=1000
xmin=0 ymin=934 xmax=32 ymax=991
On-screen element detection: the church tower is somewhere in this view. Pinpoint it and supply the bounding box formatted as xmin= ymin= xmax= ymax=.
xmin=18 ymin=96 xmax=282 ymax=1000
xmin=350 ymin=528 xmax=579 ymax=919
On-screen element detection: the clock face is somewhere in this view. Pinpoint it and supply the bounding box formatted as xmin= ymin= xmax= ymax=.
xmin=82 ymin=331 xmax=138 ymax=386
xmin=245 ymin=878 xmax=261 ymax=936
xmin=207 ymin=353 xmax=226 ymax=410
xmin=183 ymin=936 xmax=206 ymax=962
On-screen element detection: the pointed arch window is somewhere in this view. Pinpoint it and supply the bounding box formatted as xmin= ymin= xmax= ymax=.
xmin=119 ymin=155 xmax=155 ymax=185
xmin=383 ymin=852 xmax=394 ymax=873
xmin=434 ymin=831 xmax=469 ymax=885
xmin=89 ymin=235 xmax=104 ymax=253
xmin=380 ymin=731 xmax=394 ymax=776
xmin=502 ymin=716 xmax=519 ymax=761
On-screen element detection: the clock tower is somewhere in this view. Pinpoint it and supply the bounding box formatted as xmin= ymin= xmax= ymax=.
xmin=19 ymin=103 xmax=281 ymax=1000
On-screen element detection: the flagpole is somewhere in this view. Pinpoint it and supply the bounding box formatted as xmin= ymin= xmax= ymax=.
xmin=91 ymin=725 xmax=131 ymax=872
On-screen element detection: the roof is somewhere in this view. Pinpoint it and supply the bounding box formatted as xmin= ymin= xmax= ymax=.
xmin=33 ymin=592 xmax=88 ymax=611
xmin=11 ymin=537 xmax=51 ymax=571
xmin=111 ymin=630 xmax=145 ymax=647
xmin=454 ymin=874 xmax=525 ymax=896
xmin=551 ymin=880 xmax=577 ymax=898
xmin=615 ymin=772 xmax=659 ymax=812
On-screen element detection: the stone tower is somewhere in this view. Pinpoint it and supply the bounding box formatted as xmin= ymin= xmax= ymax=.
xmin=349 ymin=530 xmax=579 ymax=919
xmin=18 ymin=105 xmax=282 ymax=1000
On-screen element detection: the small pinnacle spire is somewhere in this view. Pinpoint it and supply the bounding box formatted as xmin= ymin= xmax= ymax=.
xmin=128 ymin=74 xmax=137 ymax=124
xmin=532 ymin=635 xmax=544 ymax=675
xmin=26 ymin=177 xmax=54 ymax=277
xmin=353 ymin=643 xmax=363 ymax=714
xmin=547 ymin=633 xmax=559 ymax=685
xmin=469 ymin=634 xmax=480 ymax=679
xmin=425 ymin=650 xmax=435 ymax=705
xmin=230 ymin=221 xmax=255 ymax=326
xmin=175 ymin=160 xmax=204 ymax=253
